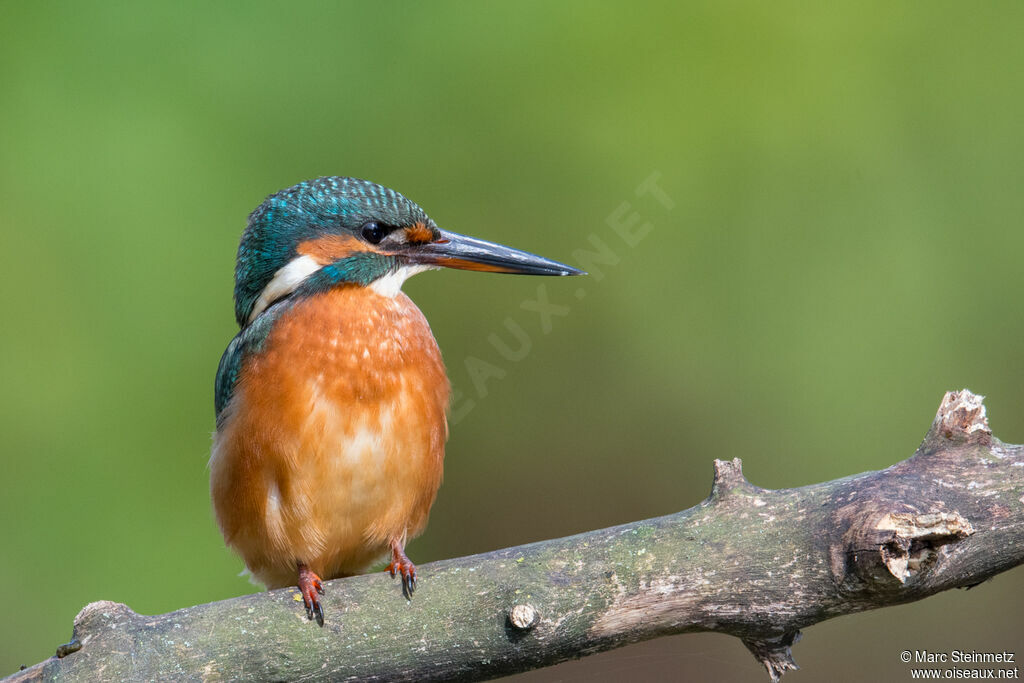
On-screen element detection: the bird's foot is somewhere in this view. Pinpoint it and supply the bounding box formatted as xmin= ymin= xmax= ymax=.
xmin=297 ymin=563 xmax=325 ymax=626
xmin=385 ymin=542 xmax=417 ymax=599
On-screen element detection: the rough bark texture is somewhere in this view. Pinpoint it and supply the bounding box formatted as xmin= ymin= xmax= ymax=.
xmin=7 ymin=390 xmax=1023 ymax=682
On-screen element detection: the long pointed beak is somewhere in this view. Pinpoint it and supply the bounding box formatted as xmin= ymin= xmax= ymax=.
xmin=405 ymin=229 xmax=584 ymax=276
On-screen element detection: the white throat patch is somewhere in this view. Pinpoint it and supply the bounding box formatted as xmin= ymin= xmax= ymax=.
xmin=248 ymin=258 xmax=433 ymax=322
xmin=370 ymin=264 xmax=433 ymax=298
xmin=248 ymin=254 xmax=322 ymax=323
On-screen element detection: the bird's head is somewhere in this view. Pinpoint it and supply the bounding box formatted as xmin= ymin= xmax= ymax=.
xmin=234 ymin=177 xmax=582 ymax=327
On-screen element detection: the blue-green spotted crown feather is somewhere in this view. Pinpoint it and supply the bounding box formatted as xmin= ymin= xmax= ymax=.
xmin=234 ymin=176 xmax=432 ymax=327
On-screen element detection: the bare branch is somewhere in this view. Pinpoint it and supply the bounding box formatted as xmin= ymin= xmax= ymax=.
xmin=8 ymin=390 xmax=1023 ymax=682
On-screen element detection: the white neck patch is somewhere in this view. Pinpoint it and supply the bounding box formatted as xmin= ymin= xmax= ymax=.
xmin=248 ymin=254 xmax=322 ymax=323
xmin=248 ymin=258 xmax=433 ymax=323
xmin=370 ymin=264 xmax=433 ymax=298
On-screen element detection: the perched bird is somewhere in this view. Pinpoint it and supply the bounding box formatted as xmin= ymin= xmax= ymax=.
xmin=210 ymin=177 xmax=582 ymax=625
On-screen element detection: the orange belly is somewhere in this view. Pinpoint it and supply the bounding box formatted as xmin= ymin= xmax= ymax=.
xmin=209 ymin=287 xmax=449 ymax=589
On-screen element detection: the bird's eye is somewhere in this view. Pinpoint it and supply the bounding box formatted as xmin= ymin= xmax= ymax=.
xmin=361 ymin=222 xmax=387 ymax=244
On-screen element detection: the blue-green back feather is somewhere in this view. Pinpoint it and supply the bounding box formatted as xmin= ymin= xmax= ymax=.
xmin=214 ymin=301 xmax=290 ymax=423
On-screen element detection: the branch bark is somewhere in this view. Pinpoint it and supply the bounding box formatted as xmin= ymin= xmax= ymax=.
xmin=8 ymin=390 xmax=1023 ymax=682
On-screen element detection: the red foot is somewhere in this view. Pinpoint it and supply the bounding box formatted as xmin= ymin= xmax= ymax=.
xmin=297 ymin=563 xmax=325 ymax=626
xmin=384 ymin=541 xmax=417 ymax=598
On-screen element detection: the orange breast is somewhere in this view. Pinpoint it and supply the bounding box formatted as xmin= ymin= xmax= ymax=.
xmin=209 ymin=286 xmax=449 ymax=589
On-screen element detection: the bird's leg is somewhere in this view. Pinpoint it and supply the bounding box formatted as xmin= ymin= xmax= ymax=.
xmin=385 ymin=539 xmax=417 ymax=599
xmin=297 ymin=562 xmax=325 ymax=626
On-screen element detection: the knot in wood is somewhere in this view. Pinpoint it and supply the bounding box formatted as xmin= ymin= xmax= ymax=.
xmin=841 ymin=508 xmax=975 ymax=588
xmin=877 ymin=511 xmax=974 ymax=583
xmin=508 ymin=604 xmax=539 ymax=630
xmin=73 ymin=600 xmax=136 ymax=633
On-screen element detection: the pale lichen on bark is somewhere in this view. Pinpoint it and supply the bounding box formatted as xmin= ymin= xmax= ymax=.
xmin=6 ymin=389 xmax=1023 ymax=682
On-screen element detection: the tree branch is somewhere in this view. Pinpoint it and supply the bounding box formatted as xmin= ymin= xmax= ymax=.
xmin=8 ymin=390 xmax=1023 ymax=682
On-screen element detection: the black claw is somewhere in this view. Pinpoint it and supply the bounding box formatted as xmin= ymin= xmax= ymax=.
xmin=401 ymin=572 xmax=416 ymax=599
xmin=313 ymin=602 xmax=324 ymax=627
xmin=316 ymin=584 xmax=325 ymax=595
xmin=303 ymin=597 xmax=325 ymax=626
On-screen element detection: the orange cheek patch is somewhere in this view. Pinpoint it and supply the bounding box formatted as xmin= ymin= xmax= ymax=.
xmin=405 ymin=222 xmax=435 ymax=245
xmin=297 ymin=235 xmax=381 ymax=263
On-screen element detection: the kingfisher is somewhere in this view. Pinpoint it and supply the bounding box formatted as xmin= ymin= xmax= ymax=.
xmin=210 ymin=176 xmax=582 ymax=625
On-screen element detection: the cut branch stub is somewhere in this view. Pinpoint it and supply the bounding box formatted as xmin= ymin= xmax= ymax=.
xmin=707 ymin=457 xmax=759 ymax=502
xmin=508 ymin=604 xmax=540 ymax=631
xmin=926 ymin=389 xmax=991 ymax=446
xmin=743 ymin=632 xmax=802 ymax=683
xmin=69 ymin=601 xmax=136 ymax=654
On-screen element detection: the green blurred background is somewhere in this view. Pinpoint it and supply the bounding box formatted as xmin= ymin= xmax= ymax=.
xmin=2 ymin=2 xmax=1022 ymax=680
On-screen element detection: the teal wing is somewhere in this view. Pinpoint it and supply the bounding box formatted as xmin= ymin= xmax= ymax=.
xmin=214 ymin=305 xmax=287 ymax=424
xmin=214 ymin=333 xmax=246 ymax=421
